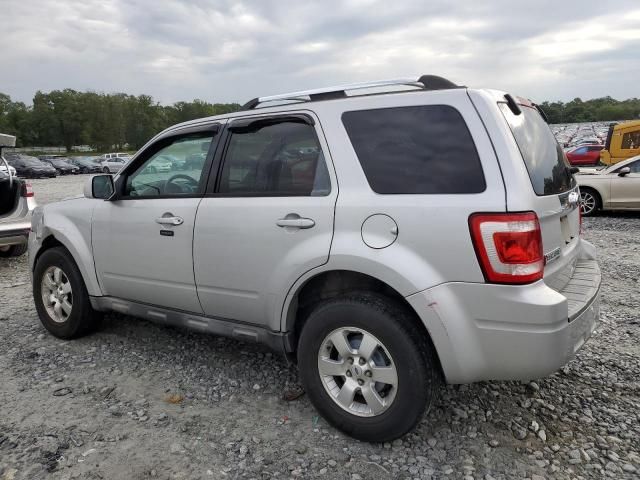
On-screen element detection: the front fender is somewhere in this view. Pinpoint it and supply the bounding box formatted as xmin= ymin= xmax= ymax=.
xmin=29 ymin=200 xmax=102 ymax=296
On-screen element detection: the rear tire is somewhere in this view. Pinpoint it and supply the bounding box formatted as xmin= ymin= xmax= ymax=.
xmin=580 ymin=188 xmax=601 ymax=216
xmin=102 ymin=167 xmax=109 ymax=173
xmin=33 ymin=247 xmax=102 ymax=339
xmin=0 ymin=243 xmax=28 ymax=257
xmin=297 ymin=293 xmax=440 ymax=442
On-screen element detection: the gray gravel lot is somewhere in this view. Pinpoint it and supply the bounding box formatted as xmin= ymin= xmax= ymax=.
xmin=1 ymin=175 xmax=639 ymax=480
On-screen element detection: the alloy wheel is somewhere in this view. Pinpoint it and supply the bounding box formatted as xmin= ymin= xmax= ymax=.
xmin=41 ymin=266 xmax=73 ymax=323
xmin=580 ymin=191 xmax=596 ymax=215
xmin=317 ymin=327 xmax=398 ymax=417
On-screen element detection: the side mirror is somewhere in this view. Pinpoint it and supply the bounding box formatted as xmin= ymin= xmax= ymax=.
xmin=618 ymin=167 xmax=631 ymax=177
xmin=84 ymin=174 xmax=115 ymax=199
xmin=568 ymin=166 xmax=580 ymax=175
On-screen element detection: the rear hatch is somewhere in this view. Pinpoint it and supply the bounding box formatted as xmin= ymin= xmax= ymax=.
xmin=498 ymin=99 xmax=581 ymax=294
xmin=0 ymin=175 xmax=22 ymax=220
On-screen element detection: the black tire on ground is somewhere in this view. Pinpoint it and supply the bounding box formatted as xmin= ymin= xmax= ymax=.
xmin=297 ymin=293 xmax=440 ymax=442
xmin=580 ymin=188 xmax=601 ymax=217
xmin=102 ymin=167 xmax=110 ymax=173
xmin=33 ymin=247 xmax=103 ymax=339
xmin=0 ymin=243 xmax=28 ymax=257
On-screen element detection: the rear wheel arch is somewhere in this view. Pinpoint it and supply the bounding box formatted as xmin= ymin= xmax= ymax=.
xmin=284 ymin=270 xmax=444 ymax=377
xmin=579 ymin=186 xmax=602 ymax=215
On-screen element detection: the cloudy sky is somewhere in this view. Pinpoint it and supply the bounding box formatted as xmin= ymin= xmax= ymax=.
xmin=3 ymin=0 xmax=640 ymax=105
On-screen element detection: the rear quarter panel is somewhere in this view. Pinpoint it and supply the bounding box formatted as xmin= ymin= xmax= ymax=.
xmin=304 ymin=89 xmax=506 ymax=296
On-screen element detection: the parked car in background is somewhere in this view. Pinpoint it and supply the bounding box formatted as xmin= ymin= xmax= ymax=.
xmin=0 ymin=163 xmax=17 ymax=177
xmin=600 ymin=120 xmax=640 ymax=165
xmin=102 ymin=152 xmax=132 ymax=161
xmin=29 ymin=76 xmax=600 ymax=442
xmin=577 ymin=154 xmax=640 ymax=216
xmin=68 ymin=157 xmax=103 ymax=174
xmin=5 ymin=153 xmax=57 ymax=178
xmin=144 ymin=155 xmax=173 ymax=173
xmin=39 ymin=155 xmax=80 ymax=175
xmin=99 ymin=156 xmax=128 ymax=173
xmin=1 ymin=134 xmax=37 ymax=257
xmin=565 ymin=145 xmax=603 ymax=166
xmin=183 ymin=152 xmax=206 ymax=171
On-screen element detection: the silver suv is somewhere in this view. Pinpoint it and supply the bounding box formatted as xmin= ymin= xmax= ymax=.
xmin=29 ymin=76 xmax=601 ymax=442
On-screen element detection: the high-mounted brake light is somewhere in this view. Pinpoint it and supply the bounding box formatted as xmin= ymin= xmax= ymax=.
xmin=469 ymin=212 xmax=543 ymax=284
xmin=21 ymin=183 xmax=34 ymax=198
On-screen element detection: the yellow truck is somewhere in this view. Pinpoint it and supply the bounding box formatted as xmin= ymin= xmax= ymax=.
xmin=600 ymin=120 xmax=640 ymax=165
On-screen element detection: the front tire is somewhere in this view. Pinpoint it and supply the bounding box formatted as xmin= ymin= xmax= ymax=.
xmin=297 ymin=294 xmax=440 ymax=442
xmin=102 ymin=167 xmax=110 ymax=173
xmin=0 ymin=243 xmax=28 ymax=257
xmin=33 ymin=247 xmax=102 ymax=339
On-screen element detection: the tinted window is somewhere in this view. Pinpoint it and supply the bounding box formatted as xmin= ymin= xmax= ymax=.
xmin=617 ymin=160 xmax=640 ymax=173
xmin=621 ymin=131 xmax=640 ymax=149
xmin=573 ymin=147 xmax=588 ymax=154
xmin=218 ymin=120 xmax=330 ymax=196
xmin=499 ymin=103 xmax=574 ymax=196
xmin=341 ymin=105 xmax=485 ymax=194
xmin=125 ymin=133 xmax=215 ymax=197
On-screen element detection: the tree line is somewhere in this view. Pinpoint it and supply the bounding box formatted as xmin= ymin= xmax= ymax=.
xmin=1 ymin=89 xmax=639 ymax=151
xmin=0 ymin=89 xmax=240 ymax=150
xmin=538 ymin=97 xmax=640 ymax=124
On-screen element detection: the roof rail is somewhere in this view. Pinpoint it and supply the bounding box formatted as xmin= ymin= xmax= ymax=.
xmin=241 ymin=75 xmax=460 ymax=110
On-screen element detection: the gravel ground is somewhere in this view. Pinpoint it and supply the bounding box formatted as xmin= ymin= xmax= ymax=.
xmin=1 ymin=175 xmax=638 ymax=480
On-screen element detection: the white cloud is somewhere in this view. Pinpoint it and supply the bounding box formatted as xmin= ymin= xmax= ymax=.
xmin=2 ymin=0 xmax=639 ymax=104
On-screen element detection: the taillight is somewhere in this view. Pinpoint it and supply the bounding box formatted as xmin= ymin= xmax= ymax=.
xmin=578 ymin=204 xmax=583 ymax=235
xmin=21 ymin=183 xmax=34 ymax=197
xmin=469 ymin=212 xmax=544 ymax=284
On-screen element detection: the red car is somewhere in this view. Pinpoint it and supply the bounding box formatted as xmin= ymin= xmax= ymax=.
xmin=565 ymin=145 xmax=603 ymax=166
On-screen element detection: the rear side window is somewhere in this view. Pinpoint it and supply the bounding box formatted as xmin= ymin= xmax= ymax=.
xmin=499 ymin=103 xmax=574 ymax=196
xmin=621 ymin=131 xmax=640 ymax=150
xmin=218 ymin=121 xmax=331 ymax=196
xmin=342 ymin=105 xmax=485 ymax=194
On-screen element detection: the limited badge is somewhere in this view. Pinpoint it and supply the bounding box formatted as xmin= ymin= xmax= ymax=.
xmin=544 ymin=247 xmax=561 ymax=265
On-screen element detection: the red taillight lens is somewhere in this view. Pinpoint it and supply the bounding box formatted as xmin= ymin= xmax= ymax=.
xmin=21 ymin=183 xmax=34 ymax=197
xmin=469 ymin=212 xmax=543 ymax=284
xmin=578 ymin=204 xmax=583 ymax=235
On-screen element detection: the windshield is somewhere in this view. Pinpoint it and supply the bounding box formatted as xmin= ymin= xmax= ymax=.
xmin=499 ymin=103 xmax=575 ymax=196
xmin=18 ymin=156 xmax=46 ymax=166
xmin=49 ymin=159 xmax=70 ymax=166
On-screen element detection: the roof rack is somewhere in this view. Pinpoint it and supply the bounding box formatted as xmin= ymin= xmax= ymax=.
xmin=241 ymin=75 xmax=460 ymax=110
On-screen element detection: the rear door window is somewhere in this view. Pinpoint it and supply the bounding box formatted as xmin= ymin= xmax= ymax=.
xmin=342 ymin=105 xmax=485 ymax=194
xmin=218 ymin=120 xmax=331 ymax=196
xmin=499 ymin=103 xmax=574 ymax=196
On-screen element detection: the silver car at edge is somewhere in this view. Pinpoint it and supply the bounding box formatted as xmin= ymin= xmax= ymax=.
xmin=1 ymin=133 xmax=37 ymax=257
xmin=28 ymin=76 xmax=601 ymax=442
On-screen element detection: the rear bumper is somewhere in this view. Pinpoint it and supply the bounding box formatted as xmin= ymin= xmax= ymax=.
xmin=0 ymin=222 xmax=31 ymax=247
xmin=407 ymin=240 xmax=601 ymax=384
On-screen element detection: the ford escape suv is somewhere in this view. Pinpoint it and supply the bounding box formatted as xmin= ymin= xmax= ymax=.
xmin=29 ymin=76 xmax=600 ymax=442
